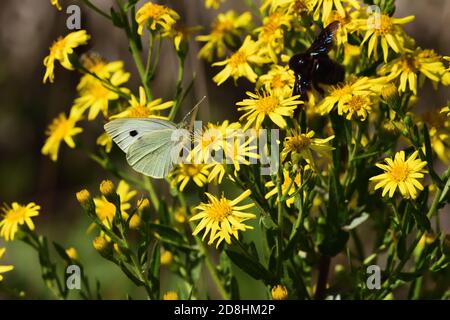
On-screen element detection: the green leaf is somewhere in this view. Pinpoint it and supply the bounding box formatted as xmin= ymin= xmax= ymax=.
xmin=397 ymin=271 xmax=422 ymax=282
xmin=110 ymin=8 xmax=124 ymax=28
xmin=52 ymin=242 xmax=71 ymax=264
xmin=225 ymin=249 xmax=275 ymax=284
xmin=342 ymin=213 xmax=370 ymax=231
xmin=149 ymin=242 xmax=160 ymax=298
xmin=261 ymin=215 xmax=278 ymax=230
xmin=148 ymin=223 xmax=184 ymax=242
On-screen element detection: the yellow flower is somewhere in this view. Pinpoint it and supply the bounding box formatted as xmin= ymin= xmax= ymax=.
xmin=237 ymin=90 xmax=302 ymax=129
xmin=317 ymin=76 xmax=385 ymax=116
xmin=265 ymin=170 xmax=301 ymax=207
xmin=205 ymin=0 xmax=224 ymax=9
xmin=94 ymin=180 xmax=137 ymax=225
xmin=190 ymin=190 xmax=255 ymax=247
xmin=191 ymin=121 xmax=241 ymax=164
xmin=160 ymin=250 xmax=173 ymax=265
xmin=41 ymin=110 xmax=83 ymax=162
xmin=170 ymin=164 xmax=210 ymax=191
xmin=261 ymin=0 xmax=316 ymax=15
xmin=312 ymin=0 xmax=360 ymax=22
xmin=0 ymin=202 xmax=40 ymax=241
xmin=50 ymin=0 xmax=61 ymax=10
xmin=254 ymin=11 xmax=292 ymax=62
xmin=77 ymin=54 xmax=128 ymax=92
xmin=65 ymin=247 xmax=79 ymax=261
xmin=0 ymin=248 xmax=14 ymax=281
xmin=197 ymin=11 xmax=252 ymax=62
xmin=360 ymin=14 xmax=414 ymax=62
xmin=213 ymin=36 xmax=270 ymax=85
xmin=224 ymin=134 xmax=260 ymax=172
xmin=73 ymin=71 xmax=130 ymax=120
xmin=257 ymin=64 xmax=295 ymax=97
xmin=370 ymin=151 xmax=427 ymax=199
xmin=340 ymin=95 xmax=372 ymax=121
xmin=378 ymin=49 xmax=448 ymax=95
xmin=136 ymin=2 xmax=180 ymax=35
xmin=282 ymin=128 xmax=334 ymax=165
xmin=97 ymin=132 xmax=113 ymax=153
xmin=110 ymin=87 xmax=173 ymax=119
xmin=421 ymin=109 xmax=450 ymax=164
xmin=92 ymin=236 xmax=111 ymax=253
xmin=441 ymin=105 xmax=450 ymax=117
xmin=163 ymin=291 xmax=179 ymax=300
xmin=162 ymin=24 xmax=201 ymax=52
xmin=43 ymin=30 xmax=90 ymax=83
xmin=324 ymin=9 xmax=359 ymax=46
xmin=271 ymin=284 xmax=288 ymax=300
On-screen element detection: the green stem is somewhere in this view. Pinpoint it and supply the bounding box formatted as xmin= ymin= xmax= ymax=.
xmin=168 ymin=56 xmax=186 ymax=121
xmin=80 ymin=0 xmax=111 ymax=20
xmin=143 ymin=176 xmax=160 ymax=211
xmin=129 ymin=38 xmax=153 ymax=100
xmin=276 ymin=170 xmax=284 ymax=278
xmin=373 ymin=182 xmax=445 ymax=299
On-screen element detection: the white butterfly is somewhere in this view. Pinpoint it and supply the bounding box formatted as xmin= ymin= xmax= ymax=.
xmin=104 ymin=98 xmax=204 ymax=179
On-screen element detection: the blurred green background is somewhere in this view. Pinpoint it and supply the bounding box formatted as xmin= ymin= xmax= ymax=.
xmin=0 ymin=0 xmax=449 ymax=299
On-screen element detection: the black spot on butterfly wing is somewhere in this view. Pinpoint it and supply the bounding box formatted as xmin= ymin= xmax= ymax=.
xmin=130 ymin=130 xmax=138 ymax=137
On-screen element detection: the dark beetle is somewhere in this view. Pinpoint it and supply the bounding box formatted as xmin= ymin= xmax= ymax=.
xmin=289 ymin=21 xmax=345 ymax=100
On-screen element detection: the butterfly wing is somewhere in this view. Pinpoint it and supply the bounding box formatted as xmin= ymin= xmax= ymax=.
xmin=306 ymin=21 xmax=340 ymax=56
xmin=104 ymin=118 xmax=176 ymax=153
xmin=125 ymin=129 xmax=185 ymax=179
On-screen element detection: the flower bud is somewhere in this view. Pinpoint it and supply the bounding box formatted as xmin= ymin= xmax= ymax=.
xmin=271 ymin=284 xmax=288 ymax=300
xmin=65 ymin=247 xmax=79 ymax=261
xmin=92 ymin=236 xmax=112 ymax=257
xmin=163 ymin=291 xmax=179 ymax=300
xmin=129 ymin=214 xmax=142 ymax=230
xmin=160 ymin=250 xmax=173 ymax=265
xmin=76 ymin=189 xmax=91 ymax=204
xmin=99 ymin=180 xmax=115 ymax=197
xmin=382 ymin=83 xmax=401 ymax=111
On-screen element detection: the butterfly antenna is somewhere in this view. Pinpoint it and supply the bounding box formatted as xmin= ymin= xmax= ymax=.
xmin=181 ymin=96 xmax=206 ymax=125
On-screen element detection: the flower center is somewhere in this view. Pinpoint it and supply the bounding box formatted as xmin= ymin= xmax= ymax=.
xmin=214 ymin=20 xmax=233 ymax=34
xmin=144 ymin=4 xmax=167 ymax=20
xmin=401 ymin=55 xmax=419 ymax=72
xmin=90 ymin=82 xmax=110 ymax=99
xmin=49 ymin=116 xmax=72 ymax=139
xmin=271 ymin=75 xmax=287 ymax=89
xmin=128 ymin=105 xmax=151 ymax=118
xmin=346 ymin=95 xmax=367 ymax=112
xmin=293 ymin=0 xmax=314 ymax=12
xmin=255 ymin=96 xmax=279 ymax=113
xmin=286 ymin=134 xmax=311 ymax=152
xmin=50 ymin=37 xmax=67 ymax=56
xmin=5 ymin=207 xmax=26 ymax=222
xmin=262 ymin=14 xmax=282 ymax=39
xmin=376 ymin=15 xmax=393 ymax=35
xmin=389 ymin=163 xmax=409 ymax=182
xmin=230 ymin=51 xmax=247 ymax=67
xmin=208 ymin=197 xmax=232 ymax=221
xmin=182 ymin=164 xmax=201 ymax=177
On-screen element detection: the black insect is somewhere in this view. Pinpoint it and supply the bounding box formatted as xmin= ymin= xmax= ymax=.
xmin=289 ymin=21 xmax=345 ymax=100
